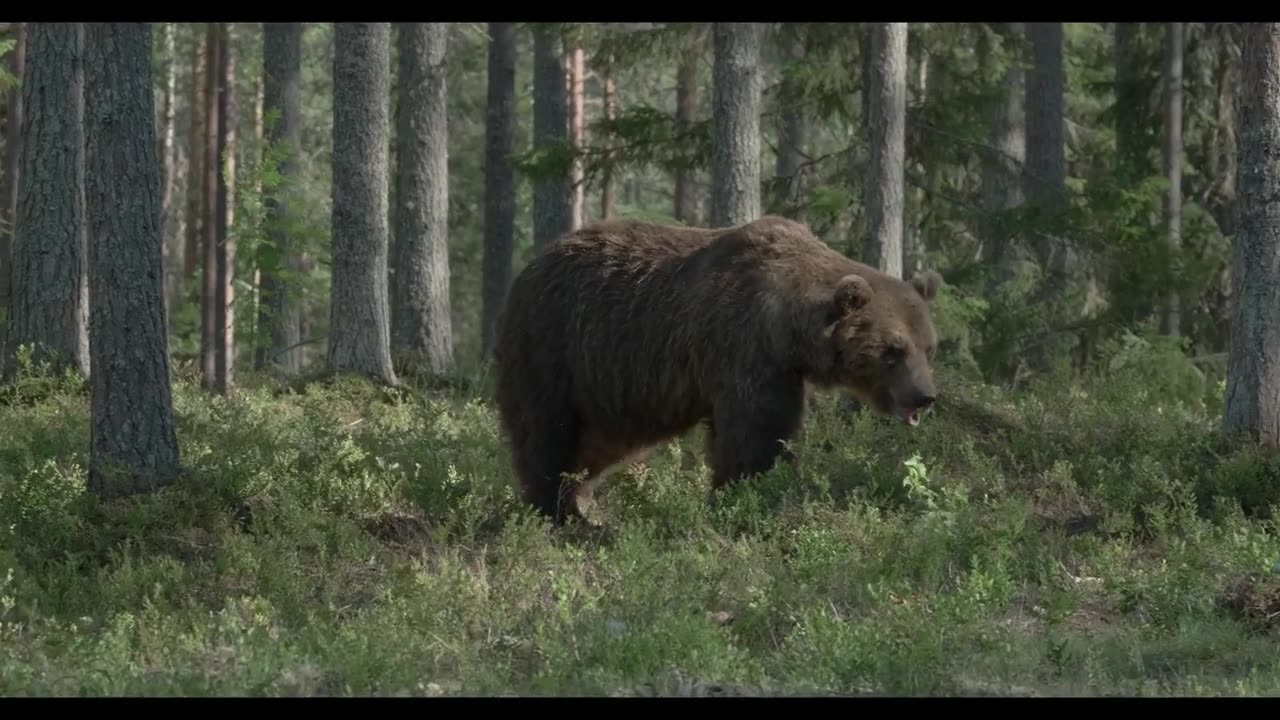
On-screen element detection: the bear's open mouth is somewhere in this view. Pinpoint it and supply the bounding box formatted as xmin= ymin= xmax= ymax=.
xmin=897 ymin=406 xmax=921 ymax=427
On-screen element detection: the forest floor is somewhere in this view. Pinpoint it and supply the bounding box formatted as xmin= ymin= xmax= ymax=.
xmin=1 ymin=356 xmax=1279 ymax=696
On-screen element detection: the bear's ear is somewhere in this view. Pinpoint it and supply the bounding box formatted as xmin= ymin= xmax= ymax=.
xmin=833 ymin=273 xmax=874 ymax=315
xmin=910 ymin=270 xmax=942 ymax=302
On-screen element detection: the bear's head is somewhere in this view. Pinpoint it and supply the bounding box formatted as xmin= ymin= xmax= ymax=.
xmin=822 ymin=269 xmax=942 ymax=427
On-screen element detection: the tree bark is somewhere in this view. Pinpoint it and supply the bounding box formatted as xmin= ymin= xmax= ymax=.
xmin=861 ymin=23 xmax=907 ymax=280
xmin=568 ymin=44 xmax=585 ymax=228
xmin=774 ymin=23 xmax=809 ymax=217
xmin=6 ymin=22 xmax=89 ymax=379
xmin=1 ymin=23 xmax=25 ymax=336
xmin=255 ymin=21 xmax=304 ymax=373
xmin=674 ymin=44 xmax=699 ymax=225
xmin=83 ymin=22 xmax=182 ymax=499
xmin=1024 ymin=23 xmax=1068 ymax=280
xmin=200 ymin=24 xmax=219 ymax=388
xmin=979 ymin=22 xmax=1026 ymax=277
xmin=183 ymin=27 xmax=205 ymax=284
xmin=531 ymin=24 xmax=571 ymax=251
xmin=158 ymin=22 xmax=178 ymax=315
xmin=329 ymin=22 xmax=396 ymax=386
xmin=1160 ymin=22 xmax=1183 ymax=337
xmin=601 ymin=70 xmax=615 ymax=220
xmin=710 ymin=22 xmax=762 ymax=228
xmin=1223 ymin=23 xmax=1280 ymax=448
xmin=391 ymin=22 xmax=453 ymax=375
xmin=481 ymin=22 xmax=516 ymax=357
xmin=213 ymin=22 xmax=236 ymax=394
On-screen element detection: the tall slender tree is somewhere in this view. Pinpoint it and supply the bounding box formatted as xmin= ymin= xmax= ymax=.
xmin=329 ymin=22 xmax=396 ymax=385
xmin=213 ymin=22 xmax=236 ymax=394
xmin=255 ymin=22 xmax=304 ymax=373
xmin=0 ymin=23 xmax=25 ymax=339
xmin=1161 ymin=22 xmax=1183 ymax=337
xmin=979 ymin=22 xmax=1026 ymax=281
xmin=391 ymin=23 xmax=453 ymax=375
xmin=673 ymin=42 xmax=699 ymax=225
xmin=774 ymin=23 xmax=809 ymax=217
xmin=532 ymin=24 xmax=571 ymax=250
xmin=861 ymin=22 xmax=908 ymax=280
xmin=710 ymin=22 xmax=762 ymax=227
xmin=200 ymin=24 xmax=220 ymax=388
xmin=481 ymin=22 xmax=516 ymax=357
xmin=1224 ymin=22 xmax=1280 ymax=448
xmin=5 ymin=23 xmax=89 ymax=378
xmin=83 ymin=22 xmax=181 ymax=499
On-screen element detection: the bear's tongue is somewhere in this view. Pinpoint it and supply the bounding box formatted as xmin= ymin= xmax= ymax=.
xmin=899 ymin=407 xmax=920 ymax=427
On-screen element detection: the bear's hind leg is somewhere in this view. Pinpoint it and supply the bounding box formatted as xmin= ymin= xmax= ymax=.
xmin=510 ymin=408 xmax=585 ymax=526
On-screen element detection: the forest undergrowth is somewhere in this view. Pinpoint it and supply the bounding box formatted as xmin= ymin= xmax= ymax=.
xmin=1 ymin=338 xmax=1279 ymax=697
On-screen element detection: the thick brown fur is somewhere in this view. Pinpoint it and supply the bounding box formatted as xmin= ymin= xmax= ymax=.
xmin=492 ymin=215 xmax=943 ymax=525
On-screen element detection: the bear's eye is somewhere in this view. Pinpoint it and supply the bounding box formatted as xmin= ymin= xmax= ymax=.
xmin=883 ymin=345 xmax=905 ymax=365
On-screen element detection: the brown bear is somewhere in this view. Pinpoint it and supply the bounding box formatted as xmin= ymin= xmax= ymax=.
xmin=492 ymin=215 xmax=942 ymax=525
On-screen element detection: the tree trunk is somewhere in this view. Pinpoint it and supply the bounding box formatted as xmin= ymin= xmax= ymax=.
xmin=861 ymin=23 xmax=907 ymax=280
xmin=1224 ymin=23 xmax=1280 ymax=448
xmin=391 ymin=22 xmax=453 ymax=376
xmin=1 ymin=23 xmax=25 ymax=337
xmin=568 ymin=44 xmax=585 ymax=228
xmin=329 ymin=22 xmax=396 ymax=386
xmin=6 ymin=22 xmax=89 ymax=379
xmin=1024 ymin=23 xmax=1068 ymax=281
xmin=673 ymin=44 xmax=698 ymax=225
xmin=83 ymin=22 xmax=182 ymax=499
xmin=532 ymin=24 xmax=571 ymax=251
xmin=774 ymin=23 xmax=809 ymax=217
xmin=158 ymin=22 xmax=178 ymax=315
xmin=1160 ymin=22 xmax=1183 ymax=337
xmin=979 ymin=22 xmax=1026 ymax=278
xmin=481 ymin=22 xmax=516 ymax=357
xmin=601 ymin=70 xmax=615 ymax=220
xmin=183 ymin=26 xmax=205 ymax=284
xmin=710 ymin=22 xmax=762 ymax=228
xmin=200 ymin=24 xmax=219 ymax=388
xmin=255 ymin=22 xmax=303 ymax=373
xmin=213 ymin=22 xmax=236 ymax=394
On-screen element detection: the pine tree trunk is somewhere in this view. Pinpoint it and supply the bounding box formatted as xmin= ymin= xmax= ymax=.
xmin=391 ymin=22 xmax=453 ymax=376
xmin=710 ymin=22 xmax=762 ymax=228
xmin=601 ymin=70 xmax=615 ymax=220
xmin=158 ymin=22 xmax=178 ymax=315
xmin=1 ymin=23 xmax=25 ymax=337
xmin=673 ymin=44 xmax=698 ymax=225
xmin=568 ymin=44 xmax=585 ymax=228
xmin=532 ymin=24 xmax=571 ymax=251
xmin=213 ymin=22 xmax=236 ymax=394
xmin=255 ymin=21 xmax=303 ymax=373
xmin=1024 ymin=23 xmax=1068 ymax=282
xmin=1160 ymin=22 xmax=1183 ymax=337
xmin=481 ymin=22 xmax=516 ymax=357
xmin=329 ymin=22 xmax=396 ymax=386
xmin=83 ymin=22 xmax=182 ymax=499
xmin=862 ymin=22 xmax=907 ymax=280
xmin=774 ymin=23 xmax=808 ymax=217
xmin=979 ymin=22 xmax=1026 ymax=279
xmin=200 ymin=24 xmax=219 ymax=388
xmin=6 ymin=22 xmax=89 ymax=379
xmin=1224 ymin=23 xmax=1280 ymax=448
xmin=183 ymin=27 xmax=205 ymax=284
